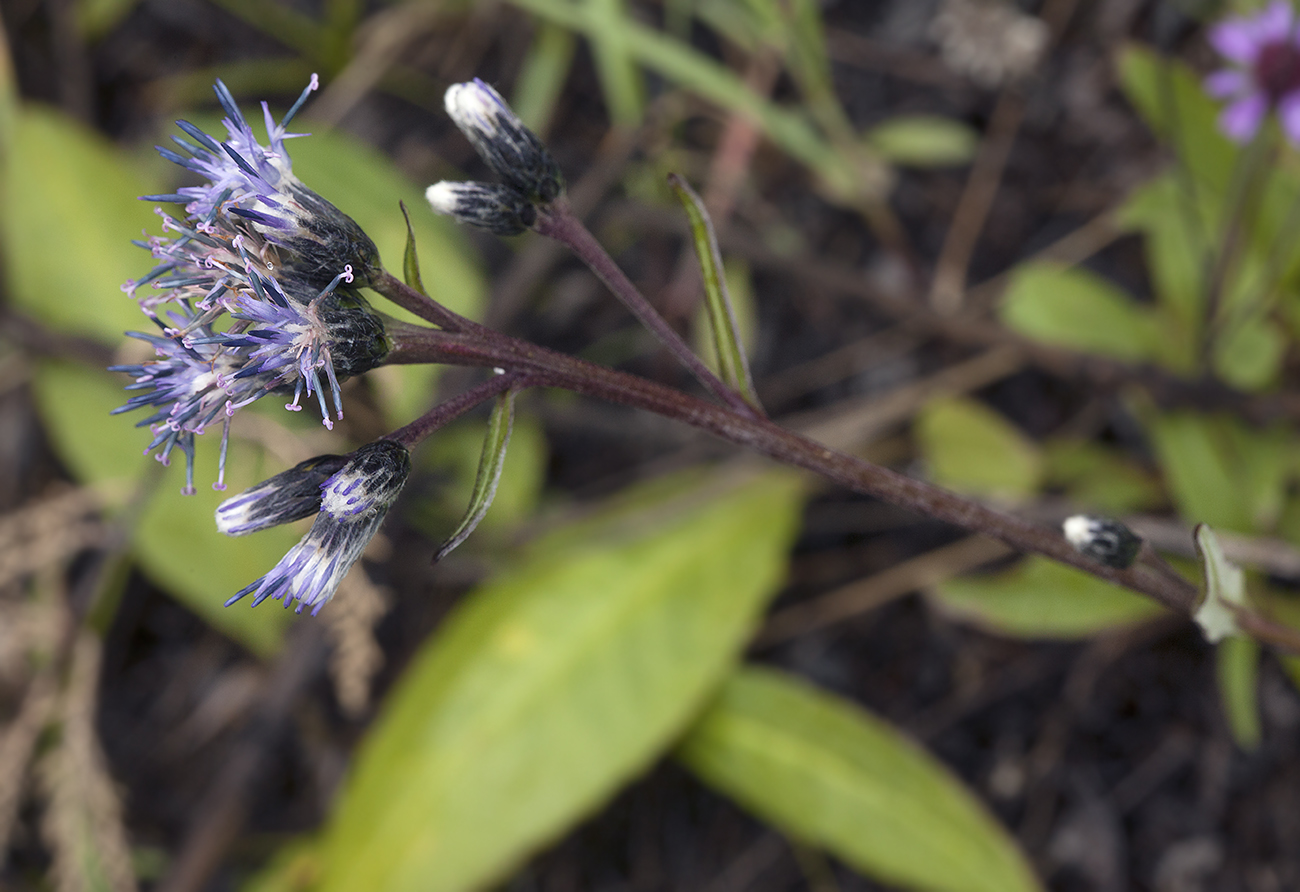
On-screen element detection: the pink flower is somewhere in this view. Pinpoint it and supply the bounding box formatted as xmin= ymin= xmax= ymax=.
xmin=1205 ymin=0 xmax=1300 ymax=143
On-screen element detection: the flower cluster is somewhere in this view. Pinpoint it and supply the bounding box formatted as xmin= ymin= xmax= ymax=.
xmin=426 ymin=79 xmax=564 ymax=234
xmin=113 ymin=77 xmax=389 ymax=494
xmin=1205 ymin=0 xmax=1300 ymax=144
xmin=220 ymin=440 xmax=411 ymax=614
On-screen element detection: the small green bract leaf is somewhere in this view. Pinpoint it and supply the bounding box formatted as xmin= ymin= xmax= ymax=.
xmin=677 ymin=666 xmax=1042 ymax=892
xmin=316 ymin=471 xmax=804 ymax=892
xmin=932 ymin=556 xmax=1164 ymax=639
xmin=1194 ymin=524 xmax=1247 ymax=644
xmin=916 ymin=397 xmax=1043 ymax=502
xmin=434 ymin=389 xmax=517 ymax=562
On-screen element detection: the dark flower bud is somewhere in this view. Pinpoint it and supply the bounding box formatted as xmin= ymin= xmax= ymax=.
xmin=424 ymin=181 xmax=537 ymax=235
xmin=215 ymin=453 xmax=351 ymax=536
xmin=1063 ymin=515 xmax=1143 ymax=569
xmin=444 ymin=79 xmax=564 ymax=204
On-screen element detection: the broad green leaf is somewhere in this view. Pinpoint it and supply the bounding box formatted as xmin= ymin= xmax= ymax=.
xmin=33 ymin=360 xmax=296 ymax=655
xmin=1117 ymin=44 xmax=1235 ymax=194
xmin=434 ymin=390 xmax=517 ymax=562
xmin=1 ymin=106 xmax=158 ymax=345
xmin=1145 ymin=412 xmax=1290 ymax=533
xmin=677 ymin=667 xmax=1041 ymax=892
xmin=316 ymin=471 xmax=805 ymax=892
xmin=1217 ymin=635 xmax=1262 ymax=750
xmin=240 ymin=838 xmax=322 ymax=892
xmin=915 ymin=397 xmax=1043 ymax=502
xmin=866 ymin=115 xmax=978 ymax=167
xmin=1194 ymin=524 xmax=1247 ymax=643
xmin=931 ymin=556 xmax=1163 ymax=638
xmin=669 ymin=174 xmax=760 ymax=409
xmin=999 ymin=262 xmax=1162 ymax=363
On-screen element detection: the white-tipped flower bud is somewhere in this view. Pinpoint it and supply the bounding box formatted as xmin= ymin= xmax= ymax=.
xmin=216 ymin=452 xmax=351 ymax=536
xmin=1063 ymin=515 xmax=1143 ymax=569
xmin=425 ymin=181 xmax=536 ymax=235
xmin=444 ymin=79 xmax=564 ymax=203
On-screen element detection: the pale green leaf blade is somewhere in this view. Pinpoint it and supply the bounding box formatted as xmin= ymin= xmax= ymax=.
xmin=434 ymin=389 xmax=517 ymax=562
xmin=511 ymin=22 xmax=579 ymax=136
xmin=1217 ymin=635 xmax=1262 ymax=749
xmin=668 ymin=174 xmax=760 ymax=410
xmin=915 ymin=397 xmax=1043 ymax=502
xmin=316 ymin=471 xmax=805 ymax=892
xmin=399 ymin=202 xmax=428 ymax=297
xmin=931 ymin=556 xmax=1164 ymax=639
xmin=1212 ymin=315 xmax=1286 ymax=392
xmin=866 ymin=115 xmax=978 ymax=167
xmin=2 ymin=106 xmax=159 ymax=346
xmin=999 ymin=262 xmax=1161 ymax=363
xmin=677 ymin=666 xmax=1041 ymax=892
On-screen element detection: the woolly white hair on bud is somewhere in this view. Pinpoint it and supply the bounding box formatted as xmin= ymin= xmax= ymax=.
xmin=444 ymin=80 xmax=509 ymax=132
xmin=426 ymin=182 xmax=463 ymax=216
xmin=1063 ymin=515 xmax=1098 ymax=550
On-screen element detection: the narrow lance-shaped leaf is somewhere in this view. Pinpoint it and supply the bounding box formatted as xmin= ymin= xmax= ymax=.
xmin=678 ymin=666 xmax=1042 ymax=892
xmin=434 ymin=388 xmax=516 ymax=562
xmin=399 ymin=200 xmax=429 ymax=297
xmin=1217 ymin=635 xmax=1262 ymax=750
xmin=667 ymin=173 xmax=762 ymax=412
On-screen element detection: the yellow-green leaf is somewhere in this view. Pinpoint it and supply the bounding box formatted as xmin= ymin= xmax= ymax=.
xmin=316 ymin=471 xmax=805 ymax=892
xmin=915 ymin=397 xmax=1043 ymax=502
xmin=678 ymin=666 xmax=1041 ymax=892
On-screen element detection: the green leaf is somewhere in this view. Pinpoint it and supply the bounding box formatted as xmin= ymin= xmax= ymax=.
xmin=1 ymin=106 xmax=159 ymax=345
xmin=999 ymin=262 xmax=1162 ymax=363
xmin=32 ymin=360 xmax=296 ymax=655
xmin=1145 ymin=412 xmax=1290 ymax=533
xmin=399 ymin=202 xmax=428 ymax=297
xmin=1217 ymin=635 xmax=1262 ymax=750
xmin=1212 ymin=314 xmax=1287 ymax=391
xmin=316 ymin=471 xmax=805 ymax=892
xmin=677 ymin=666 xmax=1041 ymax=892
xmin=866 ymin=115 xmax=978 ymax=167
xmin=1116 ymin=44 xmax=1236 ymax=194
xmin=668 ymin=173 xmax=761 ymax=410
xmin=931 ymin=556 xmax=1164 ymax=639
xmin=586 ymin=0 xmax=646 ymax=126
xmin=915 ymin=397 xmax=1043 ymax=502
xmin=434 ymin=389 xmax=517 ymax=562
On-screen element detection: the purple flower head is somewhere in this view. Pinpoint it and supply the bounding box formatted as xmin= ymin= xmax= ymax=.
xmin=112 ymin=236 xmax=389 ymax=493
xmin=1205 ymin=0 xmax=1300 ymax=143
xmin=222 ymin=440 xmax=410 ymax=615
xmin=142 ymin=76 xmax=380 ymax=289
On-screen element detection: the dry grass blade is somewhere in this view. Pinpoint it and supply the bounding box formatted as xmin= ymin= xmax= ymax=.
xmin=0 ymin=488 xmax=106 ymax=591
xmin=322 ymin=543 xmax=393 ymax=718
xmin=0 ymin=674 xmax=57 ymax=862
xmin=37 ymin=633 xmax=137 ymax=892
